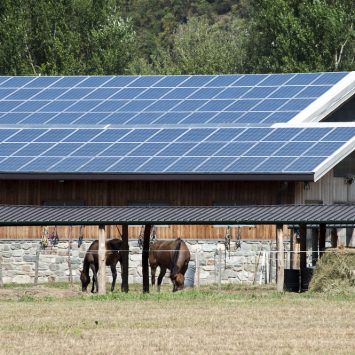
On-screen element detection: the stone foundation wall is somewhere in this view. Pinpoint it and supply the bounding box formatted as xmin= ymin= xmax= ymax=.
xmin=0 ymin=239 xmax=292 ymax=286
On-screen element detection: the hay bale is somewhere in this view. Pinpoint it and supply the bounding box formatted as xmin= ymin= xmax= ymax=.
xmin=309 ymin=249 xmax=355 ymax=293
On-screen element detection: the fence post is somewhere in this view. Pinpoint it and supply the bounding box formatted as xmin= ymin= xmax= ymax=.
xmin=276 ymin=224 xmax=284 ymax=292
xmin=67 ymin=229 xmax=73 ymax=285
xmin=218 ymin=250 xmax=222 ymax=290
xmin=98 ymin=224 xmax=106 ymax=295
xmin=195 ymin=251 xmax=200 ymax=289
xmin=34 ymin=249 xmax=40 ymax=285
xmin=0 ymin=254 xmax=3 ymax=288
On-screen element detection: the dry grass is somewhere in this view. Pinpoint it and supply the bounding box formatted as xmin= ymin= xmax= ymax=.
xmin=0 ymin=284 xmax=354 ymax=354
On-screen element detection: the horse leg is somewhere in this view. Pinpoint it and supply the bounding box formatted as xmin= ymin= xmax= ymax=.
xmin=90 ymin=264 xmax=98 ymax=293
xmin=151 ymin=265 xmax=157 ymax=287
xmin=110 ymin=264 xmax=117 ymax=292
xmin=157 ymin=267 xmax=166 ymax=293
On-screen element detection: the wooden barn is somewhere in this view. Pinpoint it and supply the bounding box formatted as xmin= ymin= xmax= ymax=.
xmin=0 ymin=72 xmax=354 ymax=243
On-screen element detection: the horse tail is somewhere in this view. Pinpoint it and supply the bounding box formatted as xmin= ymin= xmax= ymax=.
xmin=171 ymin=238 xmax=182 ymax=276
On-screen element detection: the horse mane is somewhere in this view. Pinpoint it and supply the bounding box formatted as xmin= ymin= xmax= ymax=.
xmin=171 ymin=238 xmax=182 ymax=276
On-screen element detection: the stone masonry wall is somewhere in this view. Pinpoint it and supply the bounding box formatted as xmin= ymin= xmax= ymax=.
xmin=0 ymin=239 xmax=293 ymax=286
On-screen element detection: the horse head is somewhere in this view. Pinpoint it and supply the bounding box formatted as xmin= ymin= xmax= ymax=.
xmin=172 ymin=273 xmax=185 ymax=292
xmin=79 ymin=269 xmax=90 ymax=292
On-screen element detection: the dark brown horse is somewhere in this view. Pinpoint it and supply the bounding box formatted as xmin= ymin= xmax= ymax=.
xmin=149 ymin=238 xmax=190 ymax=292
xmin=80 ymin=239 xmax=123 ymax=293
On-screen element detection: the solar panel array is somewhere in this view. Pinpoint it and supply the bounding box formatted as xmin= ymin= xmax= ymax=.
xmin=0 ymin=72 xmax=353 ymax=175
xmin=0 ymin=72 xmax=347 ymax=125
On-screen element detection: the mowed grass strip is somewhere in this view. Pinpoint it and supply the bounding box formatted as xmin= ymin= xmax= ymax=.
xmin=0 ymin=285 xmax=354 ymax=354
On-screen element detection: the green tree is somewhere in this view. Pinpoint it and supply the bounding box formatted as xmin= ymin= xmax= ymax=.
xmin=0 ymin=0 xmax=138 ymax=75
xmin=246 ymin=0 xmax=354 ymax=73
xmin=131 ymin=16 xmax=246 ymax=75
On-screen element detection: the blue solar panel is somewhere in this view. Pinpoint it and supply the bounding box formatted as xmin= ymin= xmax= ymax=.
xmin=102 ymin=76 xmax=136 ymax=87
xmin=51 ymin=77 xmax=87 ymax=87
xmin=67 ymin=100 xmax=101 ymax=112
xmin=180 ymin=112 xmax=216 ymax=124
xmin=236 ymin=112 xmax=270 ymax=123
xmin=173 ymin=100 xmax=207 ymax=111
xmin=0 ymin=113 xmax=31 ymax=124
xmin=0 ymin=77 xmax=35 ymax=87
xmin=224 ymin=157 xmax=265 ymax=172
xmin=33 ymin=89 xmax=67 ymax=100
xmin=7 ymin=129 xmax=46 ymax=142
xmin=157 ymin=143 xmax=196 ymax=156
xmin=216 ymin=142 xmax=254 ymax=156
xmin=312 ymin=72 xmax=347 ymax=85
xmin=304 ymin=142 xmax=344 ymax=156
xmin=136 ymin=157 xmax=176 ymax=172
xmin=148 ymin=129 xmax=186 ymax=142
xmin=44 ymin=143 xmax=82 ymax=156
xmin=262 ymin=112 xmax=296 ymax=123
xmin=206 ymin=128 xmax=245 ymax=142
xmin=143 ymin=100 xmax=180 ymax=112
xmin=178 ymin=76 xmax=215 ymax=87
xmin=254 ymin=157 xmax=294 ymax=172
xmin=76 ymin=76 xmax=113 ymax=87
xmin=296 ymin=86 xmax=330 ymax=98
xmin=46 ymin=113 xmax=83 ymax=124
xmin=0 ymin=143 xmax=24 ymax=155
xmin=285 ymin=157 xmax=325 ymax=172
xmin=201 ymin=100 xmax=234 ymax=111
xmin=20 ymin=113 xmax=56 ymax=124
xmin=119 ymin=129 xmax=159 ymax=142
xmin=13 ymin=143 xmax=49 ymax=156
xmin=62 ymin=130 xmax=102 ymax=142
xmin=92 ymin=129 xmax=131 ymax=142
xmin=20 ymin=157 xmax=67 ymax=171
xmin=264 ymin=128 xmax=302 ymax=141
xmin=257 ymin=74 xmax=295 ymax=86
xmin=252 ymin=99 xmax=287 ymax=111
xmin=280 ymin=99 xmax=315 ymax=111
xmin=286 ymin=73 xmax=321 ymax=85
xmin=126 ymin=112 xmax=163 ymax=125
xmin=107 ymin=157 xmax=147 ymax=172
xmin=208 ymin=111 xmax=244 ymax=123
xmin=244 ymin=142 xmax=281 ymax=156
xmin=195 ymin=157 xmax=236 ymax=172
xmin=128 ymin=76 xmax=164 ymax=87
xmin=136 ymin=88 xmax=171 ymax=99
xmin=154 ymin=112 xmax=189 ymax=124
xmin=0 ymin=88 xmax=16 ymax=98
xmin=237 ymin=128 xmax=273 ymax=141
xmin=85 ymin=88 xmax=117 ymax=99
xmin=35 ymin=129 xmax=75 ymax=142
xmin=14 ymin=100 xmax=49 ymax=112
xmin=48 ymin=157 xmax=90 ymax=171
xmin=177 ymin=129 xmax=215 ymax=142
xmin=270 ymin=86 xmax=304 ymax=98
xmin=40 ymin=100 xmax=75 ymax=112
xmin=100 ymin=112 xmax=133 ymax=124
xmin=162 ymin=88 xmax=196 ymax=99
xmin=165 ymin=157 xmax=206 ymax=172
xmin=215 ymin=87 xmax=249 ymax=99
xmin=25 ymin=77 xmax=61 ymax=88
xmin=111 ymin=88 xmax=141 ymax=99
xmin=0 ymin=157 xmax=32 ymax=170
xmin=243 ymin=87 xmax=276 ymax=98
xmin=78 ymin=157 xmax=118 ymax=171
xmin=92 ymin=100 xmax=128 ymax=112
xmin=120 ymin=100 xmax=153 ymax=112
xmin=188 ymin=88 xmax=222 ymax=99
xmin=58 ymin=88 xmax=92 ymax=100
xmin=225 ymin=100 xmax=259 ymax=111
xmin=74 ymin=113 xmax=109 ymax=124
xmin=0 ymin=101 xmax=23 ymax=111
xmin=99 ymin=143 xmax=136 ymax=156
xmin=186 ymin=142 xmax=225 ymax=156
xmin=205 ymin=75 xmax=241 ymax=87
xmin=233 ymin=75 xmax=267 ymax=86
xmin=294 ymin=128 xmax=331 ymax=141
xmin=128 ymin=143 xmax=166 ymax=156
xmin=153 ymin=76 xmax=189 ymax=87
xmin=70 ymin=143 xmax=108 ymax=156
xmin=321 ymin=127 xmax=355 ymax=141
xmin=275 ymin=142 xmax=314 ymax=156
xmin=7 ymin=89 xmax=42 ymax=100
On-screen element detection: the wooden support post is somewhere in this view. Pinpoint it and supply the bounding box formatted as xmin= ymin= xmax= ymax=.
xmin=142 ymin=224 xmax=152 ymax=293
xmin=299 ymin=224 xmax=307 ymax=271
xmin=311 ymin=227 xmax=319 ymax=266
xmin=34 ymin=249 xmax=40 ymax=285
xmin=0 ymin=254 xmax=3 ymax=288
xmin=319 ymin=223 xmax=326 ymax=257
xmin=121 ymin=224 xmax=129 ymax=293
xmin=98 ymin=224 xmax=106 ymax=295
xmin=276 ymin=224 xmax=284 ymax=292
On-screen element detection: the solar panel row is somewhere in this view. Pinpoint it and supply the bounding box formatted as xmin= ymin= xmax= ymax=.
xmin=0 ymin=126 xmax=353 ymax=173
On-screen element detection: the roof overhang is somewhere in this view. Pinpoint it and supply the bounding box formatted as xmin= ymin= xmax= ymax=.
xmin=0 ymin=204 xmax=353 ymax=226
xmin=0 ymin=172 xmax=314 ymax=182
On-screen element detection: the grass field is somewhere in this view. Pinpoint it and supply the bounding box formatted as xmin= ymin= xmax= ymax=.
xmin=0 ymin=284 xmax=354 ymax=354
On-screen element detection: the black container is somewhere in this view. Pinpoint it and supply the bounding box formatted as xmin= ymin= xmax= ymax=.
xmin=284 ymin=269 xmax=300 ymax=292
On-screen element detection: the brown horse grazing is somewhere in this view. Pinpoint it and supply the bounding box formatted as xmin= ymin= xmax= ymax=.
xmin=80 ymin=239 xmax=123 ymax=293
xmin=149 ymin=238 xmax=190 ymax=292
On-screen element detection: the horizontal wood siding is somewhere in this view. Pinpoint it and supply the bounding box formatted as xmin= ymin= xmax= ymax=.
xmin=0 ymin=179 xmax=295 ymax=240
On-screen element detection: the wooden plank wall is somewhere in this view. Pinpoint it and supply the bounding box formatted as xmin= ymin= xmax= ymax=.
xmin=0 ymin=179 xmax=296 ymax=240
